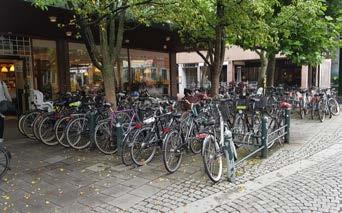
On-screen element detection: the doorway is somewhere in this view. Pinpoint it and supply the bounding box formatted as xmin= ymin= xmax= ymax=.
xmin=0 ymin=58 xmax=26 ymax=114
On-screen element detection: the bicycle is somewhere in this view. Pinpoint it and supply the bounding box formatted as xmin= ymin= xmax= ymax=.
xmin=162 ymin=105 xmax=203 ymax=173
xmin=202 ymin=102 xmax=237 ymax=183
xmin=130 ymin=108 xmax=175 ymax=166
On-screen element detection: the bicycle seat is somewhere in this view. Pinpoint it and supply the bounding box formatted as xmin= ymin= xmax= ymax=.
xmin=280 ymin=102 xmax=292 ymax=109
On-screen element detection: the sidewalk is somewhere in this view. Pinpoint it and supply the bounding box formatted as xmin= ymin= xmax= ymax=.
xmin=1 ymin=114 xmax=342 ymax=212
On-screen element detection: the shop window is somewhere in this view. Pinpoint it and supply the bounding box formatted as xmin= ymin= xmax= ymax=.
xmin=69 ymin=43 xmax=103 ymax=92
xmin=123 ymin=50 xmax=170 ymax=95
xmin=32 ymin=39 xmax=59 ymax=99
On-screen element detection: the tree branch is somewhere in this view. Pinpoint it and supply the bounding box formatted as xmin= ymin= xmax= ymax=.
xmin=196 ymin=50 xmax=211 ymax=66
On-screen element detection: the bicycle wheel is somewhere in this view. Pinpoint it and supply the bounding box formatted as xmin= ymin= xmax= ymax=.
xmin=318 ymin=100 xmax=326 ymax=122
xmin=39 ymin=116 xmax=58 ymax=146
xmin=202 ymin=135 xmax=222 ymax=183
xmin=33 ymin=114 xmax=45 ymax=141
xmin=55 ymin=116 xmax=71 ymax=148
xmin=0 ymin=147 xmax=10 ymax=179
xmin=94 ymin=120 xmax=117 ymax=154
xmin=189 ymin=121 xmax=202 ymax=154
xmin=130 ymin=127 xmax=157 ymax=166
xmin=266 ymin=96 xmax=277 ymax=117
xmin=121 ymin=128 xmax=138 ymax=166
xmin=328 ymin=98 xmax=340 ymax=116
xmin=299 ymin=99 xmax=305 ymax=119
xmin=18 ymin=113 xmax=27 ymax=136
xmin=66 ymin=117 xmax=92 ymax=150
xmin=22 ymin=111 xmax=40 ymax=139
xmin=163 ymin=130 xmax=183 ymax=173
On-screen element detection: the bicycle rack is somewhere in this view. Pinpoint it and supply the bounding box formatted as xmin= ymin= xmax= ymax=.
xmin=226 ymin=109 xmax=291 ymax=183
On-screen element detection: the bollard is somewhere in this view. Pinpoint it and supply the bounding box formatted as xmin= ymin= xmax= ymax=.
xmin=284 ymin=109 xmax=291 ymax=143
xmin=116 ymin=122 xmax=124 ymax=153
xmin=224 ymin=128 xmax=236 ymax=183
xmin=261 ymin=115 xmax=268 ymax=158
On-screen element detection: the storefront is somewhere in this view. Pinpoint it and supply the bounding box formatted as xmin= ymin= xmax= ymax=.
xmin=234 ymin=59 xmax=302 ymax=87
xmin=0 ymin=0 xmax=182 ymax=113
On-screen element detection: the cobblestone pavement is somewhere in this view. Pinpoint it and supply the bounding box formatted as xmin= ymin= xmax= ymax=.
xmin=209 ymin=148 xmax=342 ymax=213
xmin=1 ymin=113 xmax=342 ymax=212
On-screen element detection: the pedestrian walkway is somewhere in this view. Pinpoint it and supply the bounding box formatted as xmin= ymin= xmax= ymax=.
xmin=177 ymin=139 xmax=342 ymax=212
xmin=1 ymin=115 xmax=342 ymax=212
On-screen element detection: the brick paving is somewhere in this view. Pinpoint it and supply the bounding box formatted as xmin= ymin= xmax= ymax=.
xmin=211 ymin=150 xmax=342 ymax=213
xmin=0 ymin=113 xmax=342 ymax=212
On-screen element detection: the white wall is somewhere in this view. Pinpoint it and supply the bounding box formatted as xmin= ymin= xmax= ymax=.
xmin=176 ymin=45 xmax=286 ymax=64
xmin=319 ymin=59 xmax=332 ymax=88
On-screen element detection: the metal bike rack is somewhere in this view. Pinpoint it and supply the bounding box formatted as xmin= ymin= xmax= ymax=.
xmin=226 ymin=109 xmax=291 ymax=183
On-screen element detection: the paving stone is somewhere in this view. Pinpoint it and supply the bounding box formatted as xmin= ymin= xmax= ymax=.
xmin=100 ymin=184 xmax=134 ymax=198
xmin=121 ymin=177 xmax=150 ymax=188
xmin=129 ymin=184 xmax=160 ymax=198
xmin=43 ymin=155 xmax=69 ymax=164
xmin=106 ymin=193 xmax=145 ymax=210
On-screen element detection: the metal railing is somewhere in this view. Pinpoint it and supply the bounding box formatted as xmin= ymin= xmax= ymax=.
xmin=226 ymin=108 xmax=291 ymax=182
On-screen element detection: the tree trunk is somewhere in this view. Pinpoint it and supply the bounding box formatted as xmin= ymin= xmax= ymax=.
xmin=258 ymin=51 xmax=268 ymax=87
xmin=266 ymin=53 xmax=276 ymax=87
xmin=209 ymin=0 xmax=226 ymax=97
xmin=115 ymin=58 xmax=123 ymax=92
xmin=102 ymin=63 xmax=117 ymax=109
xmin=210 ymin=66 xmax=221 ymax=97
xmin=200 ymin=66 xmax=207 ymax=88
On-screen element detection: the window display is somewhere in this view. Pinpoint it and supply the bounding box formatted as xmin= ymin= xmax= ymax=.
xmin=32 ymin=39 xmax=59 ymax=99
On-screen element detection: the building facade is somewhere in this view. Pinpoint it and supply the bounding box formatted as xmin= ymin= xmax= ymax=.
xmin=176 ymin=45 xmax=332 ymax=97
xmin=1 ymin=0 xmax=182 ymax=113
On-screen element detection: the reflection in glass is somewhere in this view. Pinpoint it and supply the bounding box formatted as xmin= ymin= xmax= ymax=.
xmin=32 ymin=39 xmax=59 ymax=99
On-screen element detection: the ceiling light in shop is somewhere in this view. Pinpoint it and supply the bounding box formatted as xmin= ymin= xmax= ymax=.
xmin=10 ymin=65 xmax=14 ymax=72
xmin=1 ymin=66 xmax=8 ymax=73
xmin=166 ymin=37 xmax=170 ymax=41
xmin=66 ymin=31 xmax=72 ymax=37
xmin=49 ymin=16 xmax=57 ymax=22
xmin=163 ymin=45 xmax=167 ymax=49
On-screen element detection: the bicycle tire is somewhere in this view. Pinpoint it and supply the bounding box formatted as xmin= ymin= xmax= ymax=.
xmin=121 ymin=128 xmax=139 ymax=166
xmin=130 ymin=127 xmax=157 ymax=166
xmin=22 ymin=111 xmax=40 ymax=139
xmin=318 ymin=100 xmax=326 ymax=122
xmin=66 ymin=117 xmax=92 ymax=150
xmin=55 ymin=116 xmax=71 ymax=148
xmin=94 ymin=120 xmax=117 ymax=154
xmin=18 ymin=113 xmax=27 ymax=136
xmin=328 ymin=98 xmax=340 ymax=116
xmin=299 ymin=99 xmax=305 ymax=119
xmin=38 ymin=116 xmax=58 ymax=146
xmin=33 ymin=114 xmax=44 ymax=141
xmin=202 ymin=135 xmax=222 ymax=183
xmin=189 ymin=121 xmax=202 ymax=154
xmin=163 ymin=130 xmax=183 ymax=173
